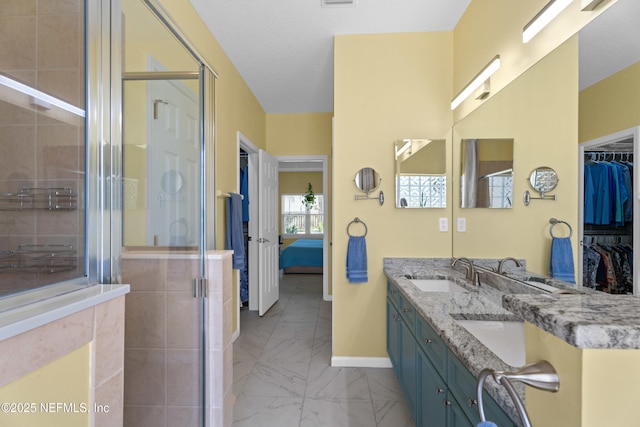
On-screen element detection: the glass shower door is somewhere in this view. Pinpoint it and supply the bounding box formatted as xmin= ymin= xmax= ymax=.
xmin=120 ymin=0 xmax=207 ymax=426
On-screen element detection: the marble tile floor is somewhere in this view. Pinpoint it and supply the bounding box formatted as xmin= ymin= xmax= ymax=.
xmin=232 ymin=274 xmax=416 ymax=427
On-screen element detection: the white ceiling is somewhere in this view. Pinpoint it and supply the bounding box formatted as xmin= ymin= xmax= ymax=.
xmin=189 ymin=0 xmax=472 ymax=114
xmin=578 ymin=0 xmax=640 ymax=90
xmin=188 ymin=0 xmax=639 ymax=114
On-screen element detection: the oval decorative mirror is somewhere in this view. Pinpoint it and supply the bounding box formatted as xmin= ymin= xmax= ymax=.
xmin=528 ymin=166 xmax=558 ymax=195
xmin=354 ymin=167 xmax=381 ymax=194
xmin=160 ymin=170 xmax=184 ymax=195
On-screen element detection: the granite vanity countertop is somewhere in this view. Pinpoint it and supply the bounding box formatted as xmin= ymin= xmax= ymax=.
xmin=383 ymin=257 xmax=526 ymax=425
xmin=503 ymin=293 xmax=640 ymax=349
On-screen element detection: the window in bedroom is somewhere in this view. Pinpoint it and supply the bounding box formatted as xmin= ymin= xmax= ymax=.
xmin=282 ymin=194 xmax=324 ymax=237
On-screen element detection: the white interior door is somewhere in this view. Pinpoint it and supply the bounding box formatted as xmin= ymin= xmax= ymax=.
xmin=147 ymin=76 xmax=199 ymax=246
xmin=258 ymin=149 xmax=279 ymax=316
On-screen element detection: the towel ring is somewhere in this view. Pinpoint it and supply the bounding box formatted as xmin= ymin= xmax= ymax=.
xmin=347 ymin=217 xmax=368 ymax=237
xmin=549 ymin=218 xmax=572 ymax=239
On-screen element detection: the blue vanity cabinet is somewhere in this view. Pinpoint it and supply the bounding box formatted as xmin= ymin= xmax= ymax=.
xmin=387 ymin=282 xmax=418 ymax=418
xmin=387 ymin=281 xmax=517 ymax=427
xmin=448 ymin=350 xmax=517 ymax=427
xmin=387 ymin=297 xmax=401 ymax=370
xmin=416 ymin=345 xmax=448 ymax=426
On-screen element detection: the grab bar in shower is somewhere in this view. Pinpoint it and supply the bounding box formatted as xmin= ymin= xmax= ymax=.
xmin=476 ymin=360 xmax=559 ymax=427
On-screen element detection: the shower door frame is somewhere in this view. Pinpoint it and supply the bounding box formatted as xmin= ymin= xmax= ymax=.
xmin=114 ymin=0 xmax=218 ymax=424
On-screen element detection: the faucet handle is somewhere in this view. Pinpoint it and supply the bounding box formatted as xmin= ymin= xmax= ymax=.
xmin=473 ymin=270 xmax=482 ymax=287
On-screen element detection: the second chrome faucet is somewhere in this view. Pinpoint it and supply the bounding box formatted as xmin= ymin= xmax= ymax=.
xmin=451 ymin=257 xmax=481 ymax=286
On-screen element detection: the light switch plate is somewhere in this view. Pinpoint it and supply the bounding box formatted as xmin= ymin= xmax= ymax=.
xmin=438 ymin=217 xmax=448 ymax=232
xmin=457 ymin=217 xmax=466 ymax=232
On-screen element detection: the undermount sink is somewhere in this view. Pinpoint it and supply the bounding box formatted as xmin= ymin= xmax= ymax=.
xmin=457 ymin=320 xmax=525 ymax=367
xmin=410 ymin=279 xmax=469 ymax=293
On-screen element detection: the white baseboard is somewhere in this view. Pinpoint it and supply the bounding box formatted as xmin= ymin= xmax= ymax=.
xmin=231 ymin=328 xmax=240 ymax=343
xmin=331 ymin=356 xmax=392 ymax=368
xmin=323 ymin=294 xmax=333 ymax=302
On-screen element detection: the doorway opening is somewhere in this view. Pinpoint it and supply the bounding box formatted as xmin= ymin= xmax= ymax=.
xmin=579 ymin=126 xmax=639 ymax=294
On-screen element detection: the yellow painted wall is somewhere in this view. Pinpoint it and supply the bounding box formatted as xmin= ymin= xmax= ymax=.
xmin=0 ymin=344 xmax=91 ymax=427
xmin=333 ymin=32 xmax=453 ymax=358
xmin=268 ymin=112 xmax=333 ymax=292
xmin=452 ymin=37 xmax=579 ymax=275
xmin=579 ymin=60 xmax=640 ymax=142
xmin=280 ymin=171 xmax=323 ymax=194
xmin=525 ymin=322 xmax=640 ymax=426
xmin=453 ymin=0 xmax=610 ymax=121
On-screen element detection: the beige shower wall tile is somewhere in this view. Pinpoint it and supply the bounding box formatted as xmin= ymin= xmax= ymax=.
xmin=36 ymin=208 xmax=82 ymax=236
xmin=36 ymin=126 xmax=81 ymax=180
xmin=0 ymin=210 xmax=36 ymax=237
xmin=0 ymin=16 xmax=36 ymax=70
xmin=124 ymin=291 xmax=166 ymax=348
xmin=166 ymin=349 xmax=201 ymax=406
xmin=38 ymin=0 xmax=83 ymax=15
xmin=121 ymin=258 xmax=168 ymax=291
xmin=38 ymin=69 xmax=83 ymax=107
xmin=0 ymin=306 xmax=94 ymax=387
xmin=167 ymin=406 xmax=200 ymax=427
xmin=95 ymin=371 xmax=124 ymax=427
xmin=124 ymin=348 xmax=166 ymax=405
xmin=0 ymin=126 xmax=36 ymax=180
xmin=37 ymin=14 xmax=82 ymax=69
xmin=0 ymin=101 xmax=36 ymax=126
xmin=95 ymin=295 xmax=125 ymax=387
xmin=167 ymin=291 xmax=201 ymax=348
xmin=124 ymin=405 xmax=166 ymax=427
xmin=0 ymin=0 xmax=36 ymax=16
xmin=166 ymin=258 xmax=199 ymax=291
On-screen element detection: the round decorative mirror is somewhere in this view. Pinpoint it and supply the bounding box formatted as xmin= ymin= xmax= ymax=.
xmin=528 ymin=166 xmax=558 ymax=195
xmin=160 ymin=170 xmax=184 ymax=195
xmin=354 ymin=167 xmax=381 ymax=194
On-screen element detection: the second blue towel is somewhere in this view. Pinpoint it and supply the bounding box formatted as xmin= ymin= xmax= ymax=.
xmin=346 ymin=235 xmax=367 ymax=283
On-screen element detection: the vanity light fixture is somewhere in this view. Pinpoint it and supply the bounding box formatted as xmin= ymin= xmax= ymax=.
xmin=580 ymin=0 xmax=605 ymax=11
xmin=0 ymin=74 xmax=85 ymax=117
xmin=450 ymin=55 xmax=501 ymax=110
xmin=395 ymin=139 xmax=412 ymax=159
xmin=523 ymin=0 xmax=573 ymax=43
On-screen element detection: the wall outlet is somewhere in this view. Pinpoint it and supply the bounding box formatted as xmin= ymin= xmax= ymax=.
xmin=457 ymin=217 xmax=466 ymax=232
xmin=438 ymin=217 xmax=448 ymax=232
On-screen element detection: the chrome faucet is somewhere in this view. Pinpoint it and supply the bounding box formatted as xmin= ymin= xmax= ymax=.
xmin=496 ymin=257 xmax=522 ymax=274
xmin=451 ymin=257 xmax=477 ymax=284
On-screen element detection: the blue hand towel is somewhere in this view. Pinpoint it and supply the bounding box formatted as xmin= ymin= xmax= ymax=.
xmin=225 ymin=193 xmax=245 ymax=271
xmin=549 ymin=236 xmax=575 ymax=284
xmin=346 ymin=235 xmax=367 ymax=283
xmin=476 ymin=422 xmax=498 ymax=427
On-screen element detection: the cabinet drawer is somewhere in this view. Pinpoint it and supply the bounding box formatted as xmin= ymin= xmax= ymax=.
xmin=397 ymin=292 xmax=417 ymax=333
xmin=417 ymin=316 xmax=448 ymax=377
xmin=387 ymin=281 xmax=401 ymax=308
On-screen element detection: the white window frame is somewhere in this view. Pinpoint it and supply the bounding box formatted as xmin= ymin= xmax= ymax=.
xmin=281 ymin=193 xmax=324 ymax=238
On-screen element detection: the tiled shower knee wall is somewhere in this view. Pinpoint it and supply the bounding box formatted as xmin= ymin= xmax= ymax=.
xmin=122 ymin=251 xmax=233 ymax=427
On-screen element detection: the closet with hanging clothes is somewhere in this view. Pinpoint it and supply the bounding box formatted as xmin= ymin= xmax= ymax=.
xmin=580 ymin=128 xmax=639 ymax=294
xmin=239 ymin=149 xmax=250 ymax=305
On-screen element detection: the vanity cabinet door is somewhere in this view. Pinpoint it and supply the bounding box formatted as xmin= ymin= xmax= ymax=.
xmin=400 ymin=315 xmax=417 ymax=417
xmin=417 ymin=316 xmax=448 ymax=376
xmin=387 ymin=297 xmax=401 ymax=371
xmin=417 ymin=345 xmax=447 ymax=427
xmin=448 ymin=349 xmax=517 ymax=427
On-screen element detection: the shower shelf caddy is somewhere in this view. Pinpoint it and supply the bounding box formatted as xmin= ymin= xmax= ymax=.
xmin=0 ymin=244 xmax=77 ymax=274
xmin=0 ymin=187 xmax=77 ymax=211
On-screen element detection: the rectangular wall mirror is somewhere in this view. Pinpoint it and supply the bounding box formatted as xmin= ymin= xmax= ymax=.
xmin=460 ymin=138 xmax=514 ymax=208
xmin=394 ymin=139 xmax=446 ymax=208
